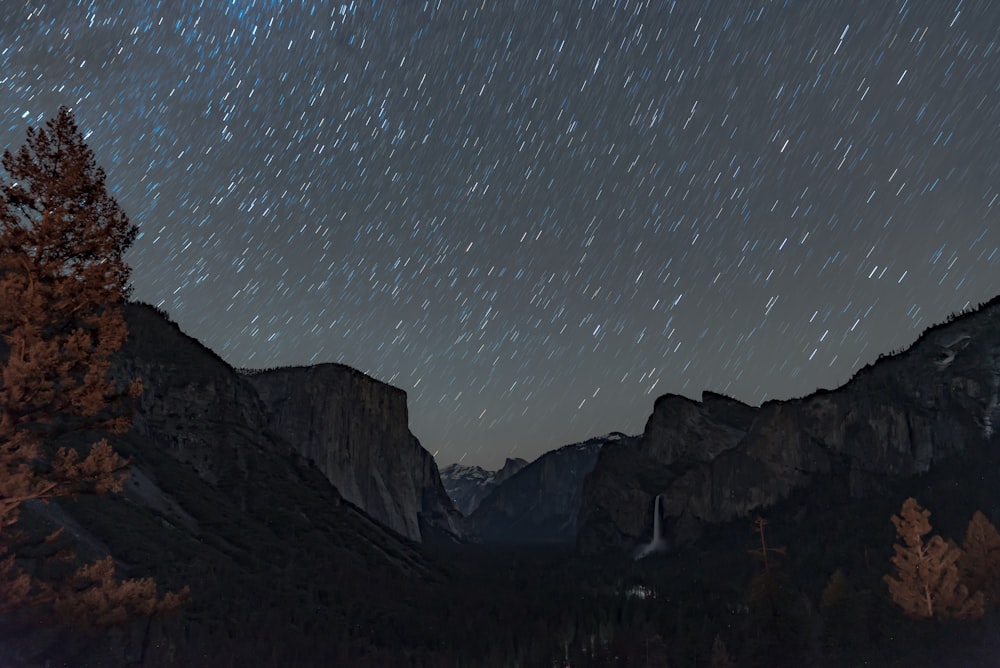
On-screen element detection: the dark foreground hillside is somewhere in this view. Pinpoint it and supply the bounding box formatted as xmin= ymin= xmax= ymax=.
xmin=6 ymin=449 xmax=1000 ymax=667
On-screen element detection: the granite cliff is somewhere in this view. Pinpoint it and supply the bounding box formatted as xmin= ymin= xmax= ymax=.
xmin=469 ymin=433 xmax=637 ymax=543
xmin=578 ymin=298 xmax=1000 ymax=555
xmin=246 ymin=365 xmax=461 ymax=540
xmin=121 ymin=303 xmax=460 ymax=542
xmin=5 ymin=302 xmax=455 ymax=666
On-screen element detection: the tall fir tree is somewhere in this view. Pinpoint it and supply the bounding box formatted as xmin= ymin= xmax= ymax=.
xmin=960 ymin=510 xmax=1000 ymax=608
xmin=819 ymin=568 xmax=876 ymax=658
xmin=709 ymin=634 xmax=732 ymax=668
xmin=883 ymin=497 xmax=983 ymax=620
xmin=0 ymin=107 xmax=186 ymax=621
xmin=743 ymin=517 xmax=816 ymax=667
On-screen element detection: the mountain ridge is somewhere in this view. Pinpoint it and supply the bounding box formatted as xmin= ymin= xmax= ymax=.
xmin=577 ymin=296 xmax=1000 ymax=555
xmin=120 ymin=302 xmax=462 ymax=542
xmin=468 ymin=432 xmax=638 ymax=543
xmin=441 ymin=457 xmax=529 ymax=516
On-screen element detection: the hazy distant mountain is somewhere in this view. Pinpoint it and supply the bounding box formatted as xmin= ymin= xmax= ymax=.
xmin=440 ymin=457 xmax=528 ymax=516
xmin=467 ymin=432 xmax=638 ymax=543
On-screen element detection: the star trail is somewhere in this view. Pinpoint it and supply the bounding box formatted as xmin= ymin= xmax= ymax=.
xmin=2 ymin=1 xmax=998 ymax=469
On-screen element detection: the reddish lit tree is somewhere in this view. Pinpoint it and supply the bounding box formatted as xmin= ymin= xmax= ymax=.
xmin=747 ymin=516 xmax=786 ymax=573
xmin=0 ymin=107 xmax=186 ymax=621
xmin=883 ymin=498 xmax=983 ymax=620
xmin=960 ymin=510 xmax=1000 ymax=608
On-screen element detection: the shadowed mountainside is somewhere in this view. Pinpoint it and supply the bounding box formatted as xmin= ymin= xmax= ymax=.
xmin=578 ymin=297 xmax=1000 ymax=555
xmin=125 ymin=303 xmax=461 ymax=542
xmin=440 ymin=457 xmax=528 ymax=516
xmin=468 ymin=433 xmax=638 ymax=543
xmin=3 ymin=302 xmax=456 ymax=666
xmin=6 ymin=301 xmax=1000 ymax=666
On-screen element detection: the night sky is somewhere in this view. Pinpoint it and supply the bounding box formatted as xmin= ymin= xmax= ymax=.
xmin=3 ymin=1 xmax=998 ymax=469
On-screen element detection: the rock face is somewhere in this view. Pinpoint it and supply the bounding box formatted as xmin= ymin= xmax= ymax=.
xmin=122 ymin=303 xmax=460 ymax=542
xmin=4 ymin=302 xmax=451 ymax=666
xmin=469 ymin=433 xmax=637 ymax=543
xmin=440 ymin=457 xmax=528 ymax=516
xmin=577 ymin=298 xmax=1000 ymax=555
xmin=246 ymin=366 xmax=461 ymax=540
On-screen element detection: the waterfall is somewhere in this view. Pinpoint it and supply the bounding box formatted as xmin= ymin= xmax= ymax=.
xmin=633 ymin=493 xmax=666 ymax=560
xmin=651 ymin=493 xmax=662 ymax=543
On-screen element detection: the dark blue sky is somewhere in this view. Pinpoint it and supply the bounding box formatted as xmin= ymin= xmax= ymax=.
xmin=3 ymin=1 xmax=998 ymax=469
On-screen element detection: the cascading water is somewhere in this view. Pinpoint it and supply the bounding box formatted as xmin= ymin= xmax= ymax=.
xmin=651 ymin=493 xmax=662 ymax=544
xmin=633 ymin=493 xmax=666 ymax=560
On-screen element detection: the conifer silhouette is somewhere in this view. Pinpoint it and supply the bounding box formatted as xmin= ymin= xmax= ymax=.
xmin=709 ymin=634 xmax=732 ymax=668
xmin=960 ymin=510 xmax=1000 ymax=608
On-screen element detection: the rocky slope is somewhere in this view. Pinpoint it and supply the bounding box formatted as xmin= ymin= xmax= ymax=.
xmin=121 ymin=303 xmax=460 ymax=542
xmin=5 ymin=302 xmax=454 ymax=666
xmin=440 ymin=457 xmax=528 ymax=516
xmin=469 ymin=433 xmax=637 ymax=543
xmin=577 ymin=298 xmax=1000 ymax=555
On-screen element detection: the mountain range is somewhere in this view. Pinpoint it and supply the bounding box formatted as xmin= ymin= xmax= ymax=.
xmin=6 ymin=295 xmax=1000 ymax=666
xmin=440 ymin=456 xmax=528 ymax=516
xmin=578 ymin=296 xmax=1000 ymax=556
xmin=4 ymin=303 xmax=463 ymax=666
xmin=465 ymin=433 xmax=637 ymax=543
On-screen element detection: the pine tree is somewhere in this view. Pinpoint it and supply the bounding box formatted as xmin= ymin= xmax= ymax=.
xmin=960 ymin=510 xmax=1000 ymax=608
xmin=709 ymin=634 xmax=731 ymax=668
xmin=0 ymin=107 xmax=187 ymax=621
xmin=820 ymin=569 xmax=852 ymax=611
xmin=883 ymin=498 xmax=983 ymax=620
xmin=743 ymin=518 xmax=816 ymax=667
xmin=644 ymin=631 xmax=670 ymax=668
xmin=820 ymin=569 xmax=869 ymax=656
